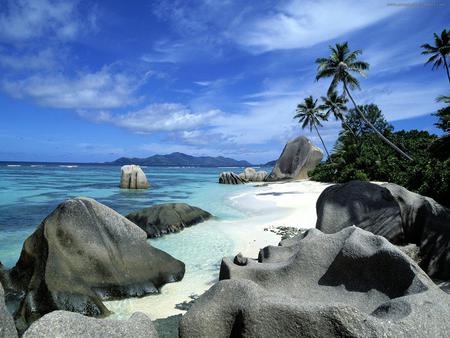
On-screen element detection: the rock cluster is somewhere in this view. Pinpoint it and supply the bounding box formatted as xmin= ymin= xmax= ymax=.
xmin=126 ymin=203 xmax=212 ymax=238
xmin=238 ymin=167 xmax=268 ymax=182
xmin=3 ymin=197 xmax=184 ymax=332
xmin=266 ymin=136 xmax=323 ymax=181
xmin=181 ymin=227 xmax=450 ymax=337
xmin=219 ymin=168 xmax=268 ymax=184
xmin=316 ymin=180 xmax=450 ymax=280
xmin=23 ymin=311 xmax=158 ymax=338
xmin=120 ymin=164 xmax=149 ymax=189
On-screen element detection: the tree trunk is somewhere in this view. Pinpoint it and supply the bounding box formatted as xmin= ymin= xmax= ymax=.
xmin=443 ymin=55 xmax=450 ymax=84
xmin=343 ymin=81 xmax=414 ymax=161
xmin=313 ymin=123 xmax=331 ymax=160
xmin=342 ymin=119 xmax=357 ymax=138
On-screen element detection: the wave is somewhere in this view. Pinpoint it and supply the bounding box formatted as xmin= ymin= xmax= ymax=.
xmin=59 ymin=165 xmax=78 ymax=168
xmin=7 ymin=164 xmax=21 ymax=167
xmin=30 ymin=165 xmax=44 ymax=167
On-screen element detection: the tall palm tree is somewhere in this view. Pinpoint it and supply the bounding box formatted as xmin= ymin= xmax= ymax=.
xmin=421 ymin=29 xmax=450 ymax=83
xmin=319 ymin=90 xmax=356 ymax=137
xmin=294 ymin=96 xmax=330 ymax=159
xmin=315 ymin=42 xmax=413 ymax=161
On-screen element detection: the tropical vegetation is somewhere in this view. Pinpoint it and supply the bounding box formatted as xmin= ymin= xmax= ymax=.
xmin=295 ymin=28 xmax=450 ymax=205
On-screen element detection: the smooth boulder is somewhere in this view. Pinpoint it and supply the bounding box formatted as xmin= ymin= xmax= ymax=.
xmin=5 ymin=197 xmax=184 ymax=331
xmin=0 ymin=281 xmax=17 ymax=338
xmin=120 ymin=165 xmax=149 ymax=189
xmin=180 ymin=227 xmax=450 ymax=337
xmin=266 ymin=136 xmax=323 ymax=181
xmin=219 ymin=172 xmax=246 ymax=184
xmin=126 ymin=203 xmax=212 ymax=238
xmin=23 ymin=311 xmax=158 ymax=338
xmin=316 ymin=180 xmax=450 ymax=280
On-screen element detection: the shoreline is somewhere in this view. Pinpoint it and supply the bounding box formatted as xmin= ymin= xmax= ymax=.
xmin=104 ymin=180 xmax=332 ymax=320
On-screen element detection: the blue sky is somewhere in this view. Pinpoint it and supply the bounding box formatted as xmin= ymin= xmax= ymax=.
xmin=0 ymin=0 xmax=448 ymax=163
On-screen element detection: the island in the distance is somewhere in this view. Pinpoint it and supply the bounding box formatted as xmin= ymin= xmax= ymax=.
xmin=107 ymin=152 xmax=254 ymax=167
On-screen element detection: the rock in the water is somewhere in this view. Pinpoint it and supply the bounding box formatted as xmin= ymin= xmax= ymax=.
xmin=0 ymin=281 xmax=17 ymax=338
xmin=181 ymin=227 xmax=450 ymax=337
xmin=219 ymin=172 xmax=246 ymax=184
xmin=266 ymin=136 xmax=323 ymax=181
xmin=316 ymin=180 xmax=450 ymax=280
xmin=120 ymin=165 xmax=149 ymax=189
xmin=5 ymin=197 xmax=184 ymax=331
xmin=126 ymin=203 xmax=212 ymax=238
xmin=23 ymin=311 xmax=158 ymax=338
xmin=239 ymin=167 xmax=268 ymax=182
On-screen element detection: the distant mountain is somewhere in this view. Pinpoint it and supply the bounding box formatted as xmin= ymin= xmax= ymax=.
xmin=109 ymin=152 xmax=253 ymax=167
xmin=264 ymin=160 xmax=277 ymax=166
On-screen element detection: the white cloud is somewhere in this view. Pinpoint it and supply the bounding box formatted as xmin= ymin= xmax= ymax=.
xmin=0 ymin=48 xmax=59 ymax=70
xmin=2 ymin=65 xmax=143 ymax=109
xmin=82 ymin=103 xmax=222 ymax=133
xmin=231 ymin=0 xmax=401 ymax=52
xmin=0 ymin=0 xmax=93 ymax=42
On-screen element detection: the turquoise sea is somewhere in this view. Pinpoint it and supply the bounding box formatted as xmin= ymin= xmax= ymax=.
xmin=0 ymin=163 xmax=259 ymax=270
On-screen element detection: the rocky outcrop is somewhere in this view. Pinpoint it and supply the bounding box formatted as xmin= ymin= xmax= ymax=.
xmin=120 ymin=165 xmax=149 ymax=189
xmin=180 ymin=227 xmax=450 ymax=337
xmin=0 ymin=281 xmax=17 ymax=338
xmin=316 ymin=181 xmax=450 ymax=280
xmin=4 ymin=197 xmax=184 ymax=332
xmin=219 ymin=168 xmax=267 ymax=184
xmin=266 ymin=136 xmax=323 ymax=181
xmin=126 ymin=203 xmax=212 ymax=238
xmin=23 ymin=311 xmax=158 ymax=338
xmin=238 ymin=167 xmax=268 ymax=182
xmin=218 ymin=172 xmax=246 ymax=184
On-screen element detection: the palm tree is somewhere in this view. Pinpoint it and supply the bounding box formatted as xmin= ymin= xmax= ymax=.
xmin=294 ymin=96 xmax=330 ymax=159
xmin=315 ymin=42 xmax=413 ymax=161
xmin=319 ymin=90 xmax=356 ymax=137
xmin=421 ymin=29 xmax=450 ymax=83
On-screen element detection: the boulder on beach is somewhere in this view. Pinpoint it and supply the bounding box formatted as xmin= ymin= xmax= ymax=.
xmin=239 ymin=167 xmax=268 ymax=182
xmin=5 ymin=197 xmax=184 ymax=331
xmin=120 ymin=165 xmax=149 ymax=189
xmin=180 ymin=227 xmax=450 ymax=337
xmin=1 ymin=281 xmax=17 ymax=338
xmin=126 ymin=203 xmax=212 ymax=238
xmin=23 ymin=311 xmax=158 ymax=338
xmin=266 ymin=136 xmax=323 ymax=181
xmin=316 ymin=180 xmax=450 ymax=280
xmin=219 ymin=172 xmax=246 ymax=184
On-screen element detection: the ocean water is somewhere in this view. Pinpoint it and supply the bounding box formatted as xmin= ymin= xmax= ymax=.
xmin=0 ymin=164 xmax=256 ymax=268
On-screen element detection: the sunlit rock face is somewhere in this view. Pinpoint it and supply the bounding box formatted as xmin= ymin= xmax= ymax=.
xmin=5 ymin=197 xmax=184 ymax=332
xmin=120 ymin=165 xmax=149 ymax=189
xmin=180 ymin=227 xmax=450 ymax=338
xmin=266 ymin=136 xmax=323 ymax=181
xmin=316 ymin=180 xmax=450 ymax=280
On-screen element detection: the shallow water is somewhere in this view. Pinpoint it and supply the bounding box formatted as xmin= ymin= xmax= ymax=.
xmin=0 ymin=164 xmax=255 ymax=268
xmin=0 ymin=163 xmax=280 ymax=320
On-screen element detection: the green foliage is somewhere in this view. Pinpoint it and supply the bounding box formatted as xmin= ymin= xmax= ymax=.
xmin=433 ymin=105 xmax=450 ymax=133
xmin=311 ymin=108 xmax=450 ymax=206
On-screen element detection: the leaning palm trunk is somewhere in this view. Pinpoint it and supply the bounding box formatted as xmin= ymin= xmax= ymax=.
xmin=313 ymin=123 xmax=331 ymax=159
xmin=443 ymin=56 xmax=450 ymax=84
xmin=342 ymin=119 xmax=357 ymax=138
xmin=343 ymin=81 xmax=413 ymax=161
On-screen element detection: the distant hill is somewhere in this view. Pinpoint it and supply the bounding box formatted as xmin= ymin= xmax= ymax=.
xmin=109 ymin=152 xmax=253 ymax=167
xmin=264 ymin=160 xmax=277 ymax=166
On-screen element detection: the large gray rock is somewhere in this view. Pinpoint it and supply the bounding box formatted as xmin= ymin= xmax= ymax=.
xmin=23 ymin=311 xmax=158 ymax=338
xmin=120 ymin=165 xmax=149 ymax=189
xmin=5 ymin=197 xmax=184 ymax=332
xmin=316 ymin=181 xmax=450 ymax=280
xmin=218 ymin=172 xmax=246 ymax=184
xmin=266 ymin=136 xmax=323 ymax=181
xmin=180 ymin=227 xmax=450 ymax=337
xmin=126 ymin=203 xmax=212 ymax=238
xmin=0 ymin=281 xmax=17 ymax=338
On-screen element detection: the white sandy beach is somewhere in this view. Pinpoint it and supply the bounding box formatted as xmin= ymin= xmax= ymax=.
xmin=105 ymin=180 xmax=332 ymax=320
